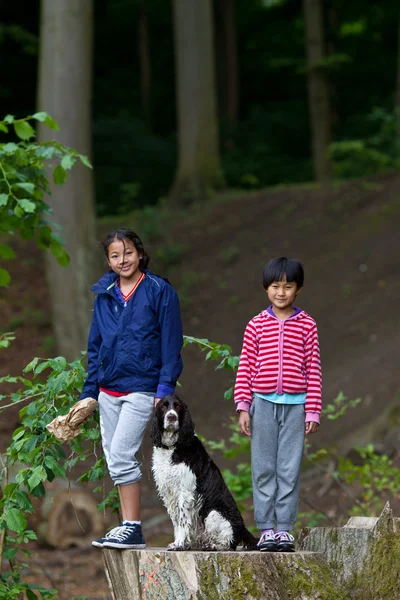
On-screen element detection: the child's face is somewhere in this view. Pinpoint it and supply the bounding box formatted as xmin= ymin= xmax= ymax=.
xmin=266 ymin=277 xmax=300 ymax=311
xmin=107 ymin=239 xmax=142 ymax=279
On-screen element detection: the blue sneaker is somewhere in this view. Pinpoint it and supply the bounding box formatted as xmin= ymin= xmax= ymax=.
xmin=103 ymin=523 xmax=146 ymax=549
xmin=92 ymin=525 xmax=125 ymax=548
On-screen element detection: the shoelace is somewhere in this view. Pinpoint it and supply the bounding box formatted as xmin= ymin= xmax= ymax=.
xmin=104 ymin=525 xmax=125 ymax=539
xmin=276 ymin=531 xmax=294 ymax=542
xmin=259 ymin=530 xmax=275 ymax=543
xmin=109 ymin=525 xmax=137 ymax=542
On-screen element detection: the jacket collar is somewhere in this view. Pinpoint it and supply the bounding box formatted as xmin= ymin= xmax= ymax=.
xmin=90 ymin=269 xmax=159 ymax=295
xmin=266 ymin=305 xmax=303 ymax=321
xmin=90 ymin=271 xmax=119 ymax=294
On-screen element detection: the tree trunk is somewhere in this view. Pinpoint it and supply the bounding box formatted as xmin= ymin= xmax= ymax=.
xmin=138 ymin=0 xmax=152 ymax=128
xmin=303 ymin=0 xmax=332 ymax=182
xmin=395 ymin=12 xmax=400 ymax=128
xmin=37 ymin=0 xmax=100 ymax=361
xmin=222 ymin=0 xmax=238 ymax=127
xmin=170 ymin=0 xmax=224 ymax=206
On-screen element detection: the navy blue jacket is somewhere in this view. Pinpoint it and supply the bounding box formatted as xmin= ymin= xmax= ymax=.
xmin=80 ymin=270 xmax=183 ymax=400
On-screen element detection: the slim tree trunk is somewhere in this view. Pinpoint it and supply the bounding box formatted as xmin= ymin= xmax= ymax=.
xmin=222 ymin=0 xmax=238 ymax=126
xmin=37 ymin=0 xmax=100 ymax=361
xmin=138 ymin=0 xmax=152 ymax=128
xmin=303 ymin=0 xmax=332 ymax=182
xmin=395 ymin=12 xmax=400 ymax=128
xmin=170 ymin=0 xmax=224 ymax=206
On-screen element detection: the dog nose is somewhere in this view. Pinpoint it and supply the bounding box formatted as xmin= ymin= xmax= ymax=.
xmin=167 ymin=413 xmax=177 ymax=422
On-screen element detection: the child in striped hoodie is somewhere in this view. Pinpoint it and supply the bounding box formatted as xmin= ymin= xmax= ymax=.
xmin=234 ymin=257 xmax=322 ymax=552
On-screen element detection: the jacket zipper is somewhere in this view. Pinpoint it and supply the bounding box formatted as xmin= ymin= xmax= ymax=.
xmin=277 ymin=321 xmax=284 ymax=394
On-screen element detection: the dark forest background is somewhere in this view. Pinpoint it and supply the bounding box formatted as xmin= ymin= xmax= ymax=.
xmin=1 ymin=0 xmax=399 ymax=216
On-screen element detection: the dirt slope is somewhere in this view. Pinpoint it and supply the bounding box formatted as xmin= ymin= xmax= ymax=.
xmin=1 ymin=172 xmax=400 ymax=475
xmin=161 ymin=173 xmax=400 ymax=453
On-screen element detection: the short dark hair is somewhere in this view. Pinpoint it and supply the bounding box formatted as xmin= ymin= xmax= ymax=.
xmin=102 ymin=229 xmax=150 ymax=270
xmin=262 ymin=257 xmax=304 ymax=290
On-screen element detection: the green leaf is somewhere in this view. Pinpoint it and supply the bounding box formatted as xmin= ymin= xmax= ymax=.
xmin=0 ymin=194 xmax=8 ymax=206
xmin=79 ymin=154 xmax=92 ymax=168
xmin=0 ymin=122 xmax=8 ymax=133
xmin=27 ymin=465 xmax=47 ymax=491
xmin=45 ymin=456 xmax=66 ymax=478
xmin=15 ymin=182 xmax=35 ymax=195
xmin=49 ymin=356 xmax=67 ymax=371
xmin=5 ymin=507 xmax=27 ymax=533
xmin=26 ymin=589 xmax=38 ymax=600
xmin=34 ymin=360 xmax=50 ymax=374
xmin=24 ymin=357 xmax=40 ymax=373
xmin=61 ymin=154 xmax=76 ymax=170
xmin=0 ymin=268 xmax=11 ymax=287
xmin=30 ymin=481 xmax=45 ymax=498
xmin=14 ymin=490 xmax=34 ymax=512
xmin=18 ymin=199 xmax=36 ymax=213
xmin=14 ymin=205 xmax=24 ymax=218
xmin=32 ymin=111 xmax=48 ymax=122
xmin=4 ymin=114 xmax=15 ymax=124
xmin=44 ymin=114 xmax=59 ymax=130
xmin=14 ymin=120 xmax=35 ymax=140
xmin=53 ymin=165 xmax=68 ymax=185
xmin=0 ymin=244 xmax=15 ymax=259
xmin=2 ymin=142 xmax=18 ymax=153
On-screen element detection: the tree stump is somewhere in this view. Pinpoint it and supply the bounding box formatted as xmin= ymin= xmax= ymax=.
xmin=36 ymin=480 xmax=104 ymax=549
xmin=103 ymin=547 xmax=335 ymax=600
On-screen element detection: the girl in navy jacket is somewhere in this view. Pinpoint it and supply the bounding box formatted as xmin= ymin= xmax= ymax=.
xmin=81 ymin=229 xmax=183 ymax=549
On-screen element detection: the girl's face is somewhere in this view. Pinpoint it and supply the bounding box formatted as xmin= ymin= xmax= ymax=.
xmin=267 ymin=276 xmax=300 ymax=311
xmin=107 ymin=239 xmax=142 ymax=280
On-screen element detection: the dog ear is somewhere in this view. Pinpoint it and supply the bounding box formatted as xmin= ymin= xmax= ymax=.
xmin=177 ymin=401 xmax=195 ymax=447
xmin=151 ymin=404 xmax=163 ymax=447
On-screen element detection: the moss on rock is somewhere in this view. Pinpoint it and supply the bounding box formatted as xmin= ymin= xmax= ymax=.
xmin=344 ymin=526 xmax=400 ymax=599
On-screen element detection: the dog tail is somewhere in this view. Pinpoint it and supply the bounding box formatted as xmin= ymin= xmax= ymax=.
xmin=241 ymin=527 xmax=258 ymax=551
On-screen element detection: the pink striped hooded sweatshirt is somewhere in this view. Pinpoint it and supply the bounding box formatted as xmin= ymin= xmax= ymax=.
xmin=234 ymin=306 xmax=322 ymax=422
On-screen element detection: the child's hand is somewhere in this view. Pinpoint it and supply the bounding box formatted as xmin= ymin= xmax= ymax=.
xmin=239 ymin=410 xmax=251 ymax=436
xmin=305 ymin=421 xmax=319 ymax=434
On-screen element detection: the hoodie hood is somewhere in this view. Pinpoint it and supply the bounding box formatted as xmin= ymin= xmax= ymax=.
xmin=266 ymin=305 xmax=306 ymax=321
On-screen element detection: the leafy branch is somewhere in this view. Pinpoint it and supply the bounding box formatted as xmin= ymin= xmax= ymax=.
xmin=0 ymin=112 xmax=92 ymax=287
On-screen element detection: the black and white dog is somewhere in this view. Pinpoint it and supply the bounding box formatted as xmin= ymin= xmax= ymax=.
xmin=151 ymin=394 xmax=257 ymax=551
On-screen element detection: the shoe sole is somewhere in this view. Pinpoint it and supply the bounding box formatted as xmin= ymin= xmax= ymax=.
xmin=259 ymin=545 xmax=278 ymax=552
xmin=103 ymin=542 xmax=146 ymax=549
xmin=277 ymin=545 xmax=295 ymax=552
xmin=92 ymin=541 xmax=105 ymax=548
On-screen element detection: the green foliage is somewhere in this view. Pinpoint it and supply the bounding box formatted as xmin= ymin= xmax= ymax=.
xmin=0 ymin=112 xmax=91 ymax=285
xmin=337 ymin=445 xmax=400 ymax=517
xmin=0 ymin=353 xmax=116 ymax=597
xmin=330 ymin=108 xmax=400 ymax=179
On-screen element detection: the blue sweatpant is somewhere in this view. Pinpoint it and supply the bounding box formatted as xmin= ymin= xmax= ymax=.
xmin=250 ymin=395 xmax=305 ymax=530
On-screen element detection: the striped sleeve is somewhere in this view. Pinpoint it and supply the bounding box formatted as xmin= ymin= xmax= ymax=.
xmin=304 ymin=322 xmax=322 ymax=414
xmin=234 ymin=320 xmax=258 ymax=411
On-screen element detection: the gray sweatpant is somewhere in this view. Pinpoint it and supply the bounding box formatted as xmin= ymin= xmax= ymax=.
xmin=250 ymin=395 xmax=305 ymax=530
xmin=98 ymin=390 xmax=155 ymax=486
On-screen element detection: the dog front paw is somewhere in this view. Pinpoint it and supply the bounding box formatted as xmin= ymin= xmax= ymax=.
xmin=167 ymin=541 xmax=189 ymax=551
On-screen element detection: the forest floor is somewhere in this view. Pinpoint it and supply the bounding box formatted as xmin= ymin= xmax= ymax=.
xmin=1 ymin=173 xmax=400 ymax=598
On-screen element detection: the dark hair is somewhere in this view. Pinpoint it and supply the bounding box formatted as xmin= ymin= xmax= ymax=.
xmin=262 ymin=257 xmax=304 ymax=290
xmin=102 ymin=229 xmax=150 ymax=270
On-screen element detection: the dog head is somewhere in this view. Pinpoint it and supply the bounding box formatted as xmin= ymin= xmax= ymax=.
xmin=151 ymin=394 xmax=195 ymax=448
